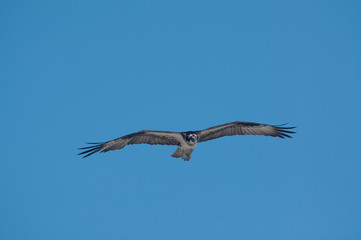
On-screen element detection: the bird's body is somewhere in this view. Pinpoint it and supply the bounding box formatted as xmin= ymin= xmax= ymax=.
xmin=79 ymin=121 xmax=295 ymax=161
xmin=171 ymin=132 xmax=198 ymax=160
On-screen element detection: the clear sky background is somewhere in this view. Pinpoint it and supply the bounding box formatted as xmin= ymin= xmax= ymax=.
xmin=1 ymin=0 xmax=360 ymax=239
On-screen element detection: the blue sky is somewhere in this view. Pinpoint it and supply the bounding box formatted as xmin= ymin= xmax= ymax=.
xmin=1 ymin=0 xmax=360 ymax=239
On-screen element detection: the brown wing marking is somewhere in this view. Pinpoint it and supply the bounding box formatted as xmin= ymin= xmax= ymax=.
xmin=78 ymin=130 xmax=182 ymax=158
xmin=197 ymin=121 xmax=295 ymax=142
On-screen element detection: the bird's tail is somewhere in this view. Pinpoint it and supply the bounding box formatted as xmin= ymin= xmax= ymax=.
xmin=171 ymin=147 xmax=191 ymax=161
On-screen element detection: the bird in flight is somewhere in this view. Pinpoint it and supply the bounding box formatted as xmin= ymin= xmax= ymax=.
xmin=79 ymin=121 xmax=295 ymax=161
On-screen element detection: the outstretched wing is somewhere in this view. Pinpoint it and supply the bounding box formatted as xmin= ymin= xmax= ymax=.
xmin=197 ymin=121 xmax=295 ymax=142
xmin=79 ymin=130 xmax=182 ymax=158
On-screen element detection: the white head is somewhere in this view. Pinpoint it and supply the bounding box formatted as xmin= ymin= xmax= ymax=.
xmin=186 ymin=133 xmax=198 ymax=143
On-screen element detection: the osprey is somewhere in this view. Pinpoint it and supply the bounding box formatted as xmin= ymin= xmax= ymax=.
xmin=79 ymin=121 xmax=295 ymax=161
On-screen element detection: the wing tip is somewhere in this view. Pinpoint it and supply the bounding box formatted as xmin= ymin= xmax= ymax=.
xmin=275 ymin=124 xmax=296 ymax=138
xmin=78 ymin=142 xmax=105 ymax=158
